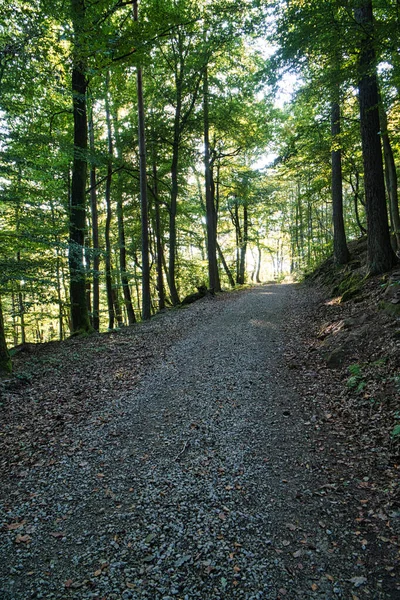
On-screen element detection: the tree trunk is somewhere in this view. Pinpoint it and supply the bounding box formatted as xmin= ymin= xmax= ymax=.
xmin=238 ymin=205 xmax=248 ymax=284
xmin=331 ymin=101 xmax=350 ymax=264
xmin=104 ymin=72 xmax=115 ymax=330
xmin=379 ymin=102 xmax=400 ymax=250
xmin=203 ymin=67 xmax=221 ymax=293
xmin=256 ymin=244 xmax=262 ymax=283
xmin=216 ymin=241 xmax=235 ymax=288
xmin=69 ymin=0 xmax=92 ymax=334
xmin=0 ymin=299 xmax=11 ymax=376
xmin=134 ymin=0 xmax=151 ymax=320
xmin=169 ymin=120 xmax=181 ymax=305
xmin=355 ymin=2 xmax=397 ymax=273
xmin=116 ymin=179 xmax=136 ymax=325
xmin=112 ymin=108 xmax=136 ymax=326
xmin=152 ymin=158 xmax=166 ymax=310
xmin=88 ymin=103 xmax=100 ymax=331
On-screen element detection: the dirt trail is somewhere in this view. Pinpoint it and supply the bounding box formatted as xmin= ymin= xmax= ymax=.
xmin=0 ymin=285 xmax=395 ymax=599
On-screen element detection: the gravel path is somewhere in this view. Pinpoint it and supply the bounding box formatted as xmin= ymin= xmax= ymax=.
xmin=0 ymin=285 xmax=388 ymax=599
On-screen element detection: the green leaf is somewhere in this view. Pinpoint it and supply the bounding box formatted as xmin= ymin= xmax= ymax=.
xmin=391 ymin=424 xmax=400 ymax=438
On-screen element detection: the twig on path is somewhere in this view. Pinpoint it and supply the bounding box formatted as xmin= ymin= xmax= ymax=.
xmin=174 ymin=440 xmax=190 ymax=461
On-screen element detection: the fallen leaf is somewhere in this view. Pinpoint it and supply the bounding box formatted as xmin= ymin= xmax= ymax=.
xmin=7 ymin=521 xmax=26 ymax=530
xmin=15 ymin=534 xmax=32 ymax=544
xmin=94 ymin=569 xmax=102 ymax=577
xmin=64 ymin=579 xmax=73 ymax=588
xmin=311 ymin=583 xmax=318 ymax=591
xmin=50 ymin=532 xmax=65 ymax=538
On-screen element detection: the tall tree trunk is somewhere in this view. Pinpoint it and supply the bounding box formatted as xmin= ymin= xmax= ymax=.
xmin=0 ymin=299 xmax=11 ymax=376
xmin=233 ymin=203 xmax=241 ymax=283
xmin=134 ymin=0 xmax=151 ymax=320
xmin=355 ymin=1 xmax=397 ymax=273
xmin=238 ymin=204 xmax=248 ymax=284
xmin=203 ymin=67 xmax=221 ymax=293
xmin=152 ymin=158 xmax=166 ymax=310
xmin=88 ymin=103 xmax=100 ymax=331
xmin=169 ymin=115 xmax=181 ymax=305
xmin=256 ymin=244 xmax=262 ymax=283
xmin=69 ymin=0 xmax=92 ymax=334
xmin=116 ymin=179 xmax=136 ymax=325
xmin=112 ymin=108 xmax=136 ymax=326
xmin=104 ymin=72 xmax=115 ymax=330
xmin=379 ymin=101 xmax=400 ymax=250
xmin=331 ymin=101 xmax=350 ymax=264
xmin=216 ymin=241 xmax=235 ymax=288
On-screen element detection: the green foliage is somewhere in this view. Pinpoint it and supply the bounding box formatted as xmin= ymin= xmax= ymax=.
xmin=347 ymin=363 xmax=366 ymax=394
xmin=391 ymin=424 xmax=400 ymax=439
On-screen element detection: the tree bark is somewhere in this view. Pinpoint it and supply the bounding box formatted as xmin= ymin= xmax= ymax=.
xmin=238 ymin=204 xmax=248 ymax=284
xmin=69 ymin=0 xmax=92 ymax=334
xmin=112 ymin=107 xmax=136 ymax=326
xmin=134 ymin=0 xmax=151 ymax=320
xmin=104 ymin=71 xmax=116 ymax=330
xmin=169 ymin=107 xmax=181 ymax=305
xmin=216 ymin=241 xmax=235 ymax=288
xmin=379 ymin=102 xmax=400 ymax=250
xmin=355 ymin=1 xmax=397 ymax=273
xmin=331 ymin=101 xmax=350 ymax=264
xmin=88 ymin=103 xmax=100 ymax=331
xmin=152 ymin=158 xmax=166 ymax=310
xmin=256 ymin=244 xmax=262 ymax=283
xmin=203 ymin=67 xmax=221 ymax=293
xmin=0 ymin=299 xmax=11 ymax=376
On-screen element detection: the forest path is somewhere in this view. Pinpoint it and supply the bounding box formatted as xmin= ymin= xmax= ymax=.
xmin=0 ymin=285 xmax=384 ymax=599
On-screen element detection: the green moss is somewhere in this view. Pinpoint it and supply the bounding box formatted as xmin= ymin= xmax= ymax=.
xmin=340 ymin=285 xmax=363 ymax=303
xmin=379 ymin=301 xmax=400 ymax=316
xmin=0 ymin=356 xmax=12 ymax=377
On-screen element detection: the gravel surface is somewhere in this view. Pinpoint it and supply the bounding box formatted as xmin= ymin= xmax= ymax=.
xmin=0 ymin=284 xmax=394 ymax=599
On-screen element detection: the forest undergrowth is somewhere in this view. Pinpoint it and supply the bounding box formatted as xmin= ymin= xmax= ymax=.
xmin=282 ymin=238 xmax=400 ymax=595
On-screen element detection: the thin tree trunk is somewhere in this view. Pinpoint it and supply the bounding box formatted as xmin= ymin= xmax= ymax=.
xmin=116 ymin=179 xmax=136 ymax=325
xmin=112 ymin=108 xmax=136 ymax=326
xmin=134 ymin=0 xmax=151 ymax=320
xmin=104 ymin=71 xmax=115 ymax=330
xmin=256 ymin=244 xmax=262 ymax=283
xmin=216 ymin=241 xmax=235 ymax=288
xmin=203 ymin=66 xmax=221 ymax=293
xmin=88 ymin=103 xmax=100 ymax=331
xmin=331 ymin=101 xmax=350 ymax=264
xmin=69 ymin=0 xmax=92 ymax=334
xmin=0 ymin=299 xmax=11 ymax=375
xmin=379 ymin=101 xmax=400 ymax=250
xmin=238 ymin=205 xmax=248 ymax=284
xmin=355 ymin=2 xmax=397 ymax=273
xmin=152 ymin=158 xmax=166 ymax=310
xmin=169 ymin=122 xmax=181 ymax=305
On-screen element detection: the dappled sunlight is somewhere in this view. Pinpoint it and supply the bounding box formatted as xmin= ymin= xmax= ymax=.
xmin=249 ymin=318 xmax=278 ymax=330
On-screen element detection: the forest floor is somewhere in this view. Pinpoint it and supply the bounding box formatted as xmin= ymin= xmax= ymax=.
xmin=0 ymin=274 xmax=399 ymax=599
